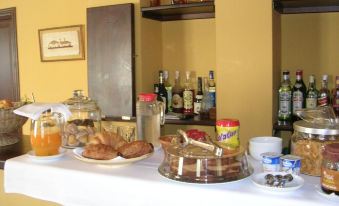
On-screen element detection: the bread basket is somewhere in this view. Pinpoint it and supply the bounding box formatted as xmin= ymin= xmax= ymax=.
xmin=0 ymin=102 xmax=28 ymax=146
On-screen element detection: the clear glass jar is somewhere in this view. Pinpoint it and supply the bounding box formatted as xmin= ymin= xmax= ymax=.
xmin=321 ymin=143 xmax=339 ymax=195
xmin=62 ymin=90 xmax=101 ymax=148
xmin=291 ymin=120 xmax=339 ymax=176
xmin=31 ymin=112 xmax=64 ymax=156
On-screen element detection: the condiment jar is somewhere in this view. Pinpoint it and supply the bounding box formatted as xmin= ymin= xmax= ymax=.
xmin=62 ymin=90 xmax=101 ymax=148
xmin=291 ymin=120 xmax=339 ymax=176
xmin=136 ymin=93 xmax=165 ymax=148
xmin=213 ymin=119 xmax=240 ymax=153
xmin=321 ymin=143 xmax=339 ymax=195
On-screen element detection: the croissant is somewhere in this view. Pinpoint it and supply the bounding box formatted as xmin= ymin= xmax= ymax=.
xmin=118 ymin=141 xmax=153 ymax=159
xmin=82 ymin=144 xmax=118 ymax=160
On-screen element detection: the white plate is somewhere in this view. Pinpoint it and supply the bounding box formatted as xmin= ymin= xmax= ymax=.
xmin=27 ymin=148 xmax=67 ymax=161
xmin=72 ymin=147 xmax=153 ymax=165
xmin=315 ymin=185 xmax=339 ymax=200
xmin=251 ymin=172 xmax=304 ymax=192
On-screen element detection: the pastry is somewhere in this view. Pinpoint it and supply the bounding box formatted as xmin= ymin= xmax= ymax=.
xmin=82 ymin=144 xmax=118 ymax=160
xmin=0 ymin=99 xmax=13 ymax=109
xmin=118 ymin=141 xmax=153 ymax=159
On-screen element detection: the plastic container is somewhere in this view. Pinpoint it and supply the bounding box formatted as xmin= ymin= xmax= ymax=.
xmin=321 ymin=143 xmax=339 ymax=195
xmin=291 ymin=120 xmax=339 ymax=176
xmin=214 ymin=119 xmax=240 ymax=152
xmin=158 ymin=144 xmax=252 ymax=183
xmin=136 ymin=93 xmax=165 ymax=148
xmin=62 ymin=90 xmax=101 ymax=148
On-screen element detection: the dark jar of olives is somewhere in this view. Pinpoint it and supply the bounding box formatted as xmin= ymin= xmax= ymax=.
xmin=321 ymin=143 xmax=339 ymax=196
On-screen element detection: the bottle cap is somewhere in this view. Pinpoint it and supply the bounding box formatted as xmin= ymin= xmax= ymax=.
xmin=309 ymin=75 xmax=315 ymax=82
xmin=283 ymin=70 xmax=290 ymax=75
xmin=216 ymin=119 xmax=240 ymax=127
xmin=323 ymin=143 xmax=339 ymax=162
xmin=163 ymin=70 xmax=168 ymax=79
xmin=322 ymin=74 xmax=328 ymax=81
xmin=296 ymin=70 xmax=303 ymax=76
xmin=138 ymin=93 xmax=156 ymax=102
xmin=185 ymin=71 xmax=191 ymax=79
xmin=175 ymin=71 xmax=180 ymax=79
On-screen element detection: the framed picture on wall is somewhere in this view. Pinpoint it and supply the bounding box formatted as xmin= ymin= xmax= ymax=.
xmin=38 ymin=25 xmax=85 ymax=62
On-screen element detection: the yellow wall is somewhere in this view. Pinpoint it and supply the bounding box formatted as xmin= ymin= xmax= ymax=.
xmin=215 ymin=0 xmax=275 ymax=146
xmin=281 ymin=13 xmax=339 ymax=89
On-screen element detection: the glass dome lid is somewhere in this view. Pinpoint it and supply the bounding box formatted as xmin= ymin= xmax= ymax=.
xmin=63 ymin=90 xmax=98 ymax=110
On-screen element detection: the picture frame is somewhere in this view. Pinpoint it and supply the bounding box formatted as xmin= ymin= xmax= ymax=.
xmin=38 ymin=25 xmax=85 ymax=62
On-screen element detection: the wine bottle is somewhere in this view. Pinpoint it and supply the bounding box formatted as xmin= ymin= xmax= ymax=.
xmin=208 ymin=70 xmax=216 ymax=107
xmin=292 ymin=70 xmax=307 ymax=120
xmin=278 ymin=71 xmax=292 ymax=122
xmin=306 ymin=75 xmax=318 ymax=109
xmin=183 ymin=71 xmax=194 ymax=117
xmin=194 ymin=77 xmax=203 ymax=115
xmin=163 ymin=70 xmax=172 ymax=112
xmin=318 ymin=74 xmax=331 ymax=107
xmin=172 ymin=71 xmax=184 ymax=113
xmin=158 ymin=70 xmax=168 ymax=114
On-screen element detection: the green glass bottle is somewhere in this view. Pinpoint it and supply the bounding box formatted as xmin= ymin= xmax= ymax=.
xmin=306 ymin=75 xmax=318 ymax=109
xmin=278 ymin=71 xmax=292 ymax=122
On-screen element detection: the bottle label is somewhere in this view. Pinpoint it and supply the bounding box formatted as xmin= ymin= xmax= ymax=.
xmin=321 ymin=168 xmax=339 ymax=192
xmin=183 ymin=90 xmax=193 ymax=109
xmin=172 ymin=94 xmax=183 ymax=109
xmin=292 ymin=91 xmax=303 ymax=114
xmin=306 ymin=98 xmax=317 ymax=109
xmin=161 ymin=97 xmax=167 ymax=112
xmin=318 ymin=96 xmax=329 ymax=106
xmin=279 ymin=91 xmax=291 ymax=115
xmin=208 ymin=90 xmax=216 ymax=107
xmin=194 ymin=102 xmax=201 ymax=114
xmin=165 ymin=87 xmax=172 ymax=111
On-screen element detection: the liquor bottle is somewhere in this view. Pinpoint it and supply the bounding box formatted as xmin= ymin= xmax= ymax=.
xmin=333 ymin=76 xmax=339 ymax=117
xmin=292 ymin=70 xmax=307 ymax=120
xmin=158 ymin=70 xmax=168 ymax=114
xmin=194 ymin=77 xmax=203 ymax=115
xmin=278 ymin=71 xmax=292 ymax=122
xmin=154 ymin=84 xmax=164 ymax=103
xmin=200 ymin=77 xmax=213 ymax=119
xmin=183 ymin=71 xmax=194 ymax=117
xmin=318 ymin=74 xmax=331 ymax=107
xmin=172 ymin=71 xmax=184 ymax=113
xmin=208 ymin=70 xmax=216 ymax=107
xmin=163 ymin=70 xmax=172 ymax=112
xmin=306 ymin=75 xmax=318 ymax=109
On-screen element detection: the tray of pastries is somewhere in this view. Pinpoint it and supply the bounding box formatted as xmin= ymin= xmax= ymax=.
xmin=73 ymin=131 xmax=153 ymax=165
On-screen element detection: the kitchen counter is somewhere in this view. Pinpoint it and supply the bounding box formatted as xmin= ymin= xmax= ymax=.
xmin=3 ymin=147 xmax=339 ymax=206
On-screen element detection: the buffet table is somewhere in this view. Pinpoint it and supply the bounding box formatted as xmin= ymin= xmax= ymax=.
xmin=3 ymin=148 xmax=339 ymax=206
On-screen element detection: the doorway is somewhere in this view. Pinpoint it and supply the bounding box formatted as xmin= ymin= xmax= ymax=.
xmin=0 ymin=7 xmax=19 ymax=101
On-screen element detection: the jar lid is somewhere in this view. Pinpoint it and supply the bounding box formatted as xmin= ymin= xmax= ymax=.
xmin=293 ymin=120 xmax=339 ymax=135
xmin=216 ymin=119 xmax=240 ymax=127
xmin=63 ymin=90 xmax=98 ymax=110
xmin=323 ymin=143 xmax=339 ymax=162
xmin=139 ymin=93 xmax=156 ymax=102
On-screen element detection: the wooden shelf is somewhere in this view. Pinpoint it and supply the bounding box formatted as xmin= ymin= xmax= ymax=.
xmin=141 ymin=1 xmax=215 ymax=21
xmin=103 ymin=116 xmax=215 ymax=126
xmin=274 ymin=0 xmax=339 ymax=14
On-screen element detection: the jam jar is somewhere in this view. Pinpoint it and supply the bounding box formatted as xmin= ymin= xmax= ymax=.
xmin=62 ymin=90 xmax=101 ymax=148
xmin=321 ymin=143 xmax=339 ymax=196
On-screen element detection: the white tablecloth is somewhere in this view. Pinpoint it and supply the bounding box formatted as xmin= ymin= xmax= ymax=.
xmin=4 ymin=150 xmax=339 ymax=206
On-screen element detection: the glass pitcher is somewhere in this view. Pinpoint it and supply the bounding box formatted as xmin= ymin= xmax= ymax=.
xmin=136 ymin=93 xmax=165 ymax=147
xmin=30 ymin=111 xmax=65 ymax=156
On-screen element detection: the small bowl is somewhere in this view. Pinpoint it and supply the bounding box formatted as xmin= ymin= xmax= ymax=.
xmin=249 ymin=136 xmax=282 ymax=161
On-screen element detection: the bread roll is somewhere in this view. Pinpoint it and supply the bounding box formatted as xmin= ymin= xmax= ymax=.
xmin=118 ymin=141 xmax=153 ymax=159
xmin=82 ymin=144 xmax=118 ymax=160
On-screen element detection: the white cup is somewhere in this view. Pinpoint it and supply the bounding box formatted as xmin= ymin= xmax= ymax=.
xmin=249 ymin=136 xmax=282 ymax=161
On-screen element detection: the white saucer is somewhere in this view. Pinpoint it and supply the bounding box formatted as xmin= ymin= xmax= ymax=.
xmin=251 ymin=172 xmax=304 ymax=192
xmin=27 ymin=148 xmax=67 ymax=161
xmin=315 ymin=185 xmax=339 ymax=200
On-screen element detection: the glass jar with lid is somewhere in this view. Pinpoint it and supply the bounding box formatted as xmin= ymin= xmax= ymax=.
xmin=62 ymin=90 xmax=101 ymax=148
xmin=291 ymin=120 xmax=339 ymax=176
xmin=321 ymin=143 xmax=339 ymax=196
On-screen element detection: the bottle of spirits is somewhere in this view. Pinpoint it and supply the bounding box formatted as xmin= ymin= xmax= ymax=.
xmin=200 ymin=77 xmax=213 ymax=119
xmin=163 ymin=70 xmax=172 ymax=112
xmin=318 ymin=74 xmax=331 ymax=107
xmin=306 ymin=75 xmax=318 ymax=109
xmin=292 ymin=70 xmax=307 ymax=120
xmin=154 ymin=84 xmax=164 ymax=103
xmin=158 ymin=70 xmax=168 ymax=114
xmin=333 ymin=76 xmax=339 ymax=117
xmin=194 ymin=77 xmax=203 ymax=115
xmin=172 ymin=71 xmax=184 ymax=114
xmin=183 ymin=71 xmax=194 ymax=117
xmin=278 ymin=71 xmax=292 ymax=122
xmin=208 ymin=70 xmax=216 ymax=107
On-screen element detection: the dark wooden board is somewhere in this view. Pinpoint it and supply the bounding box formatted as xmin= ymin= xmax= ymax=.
xmin=87 ymin=4 xmax=135 ymax=118
xmin=274 ymin=0 xmax=339 ymax=14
